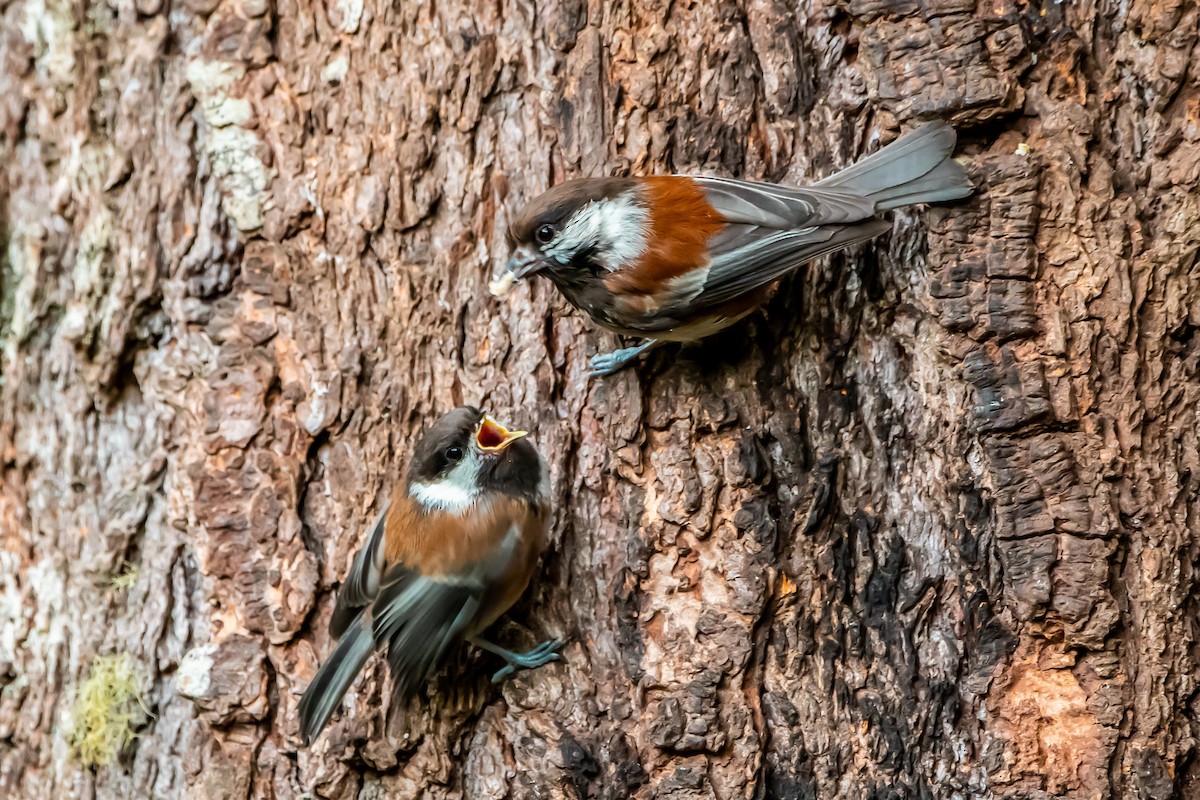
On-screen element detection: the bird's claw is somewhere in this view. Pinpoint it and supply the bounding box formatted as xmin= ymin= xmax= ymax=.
xmin=588 ymin=351 xmax=634 ymax=376
xmin=588 ymin=341 xmax=658 ymax=376
xmin=489 ymin=638 xmax=565 ymax=683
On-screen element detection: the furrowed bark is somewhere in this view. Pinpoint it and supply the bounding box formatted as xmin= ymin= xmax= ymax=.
xmin=1 ymin=1 xmax=1197 ymax=798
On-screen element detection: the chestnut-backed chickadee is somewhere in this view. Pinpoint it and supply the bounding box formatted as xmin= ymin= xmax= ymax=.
xmin=297 ymin=407 xmax=557 ymax=743
xmin=492 ymin=121 xmax=973 ymax=375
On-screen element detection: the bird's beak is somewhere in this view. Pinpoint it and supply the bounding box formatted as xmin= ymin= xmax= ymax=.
xmin=506 ymin=245 xmax=547 ymax=280
xmin=474 ymin=414 xmax=528 ymax=453
xmin=490 ymin=245 xmax=546 ymax=297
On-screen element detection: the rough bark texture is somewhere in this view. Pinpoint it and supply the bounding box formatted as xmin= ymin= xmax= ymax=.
xmin=2 ymin=0 xmax=1199 ymax=798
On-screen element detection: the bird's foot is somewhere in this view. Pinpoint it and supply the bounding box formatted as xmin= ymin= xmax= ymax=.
xmin=588 ymin=340 xmax=660 ymax=376
xmin=478 ymin=638 xmax=565 ymax=683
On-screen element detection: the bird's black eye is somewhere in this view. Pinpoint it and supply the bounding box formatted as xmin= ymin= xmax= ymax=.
xmin=445 ymin=446 xmax=463 ymax=462
xmin=535 ymin=223 xmax=556 ymax=244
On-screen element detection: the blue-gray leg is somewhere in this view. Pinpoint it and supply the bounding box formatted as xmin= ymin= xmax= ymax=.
xmin=470 ymin=636 xmax=565 ymax=683
xmin=588 ymin=339 xmax=661 ymax=376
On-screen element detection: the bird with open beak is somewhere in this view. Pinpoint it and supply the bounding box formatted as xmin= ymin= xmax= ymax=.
xmin=297 ymin=406 xmax=558 ymax=744
xmin=491 ymin=121 xmax=973 ymax=375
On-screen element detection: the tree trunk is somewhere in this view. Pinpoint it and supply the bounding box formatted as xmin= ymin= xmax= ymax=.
xmin=2 ymin=0 xmax=1199 ymax=797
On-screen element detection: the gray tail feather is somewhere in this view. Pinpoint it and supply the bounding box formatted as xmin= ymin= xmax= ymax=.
xmin=870 ymin=158 xmax=973 ymax=211
xmin=298 ymin=617 xmax=375 ymax=744
xmin=815 ymin=121 xmax=973 ymax=210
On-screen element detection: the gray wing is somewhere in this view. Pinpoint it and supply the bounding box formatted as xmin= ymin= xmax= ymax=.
xmin=329 ymin=502 xmax=390 ymax=639
xmin=672 ymin=176 xmax=884 ymax=312
xmin=673 ymin=220 xmax=892 ymax=313
xmin=371 ymin=565 xmax=482 ymax=703
xmin=648 ymin=123 xmax=971 ymax=320
xmin=694 ymin=176 xmax=877 ymax=228
xmin=296 ymin=560 xmax=482 ymax=741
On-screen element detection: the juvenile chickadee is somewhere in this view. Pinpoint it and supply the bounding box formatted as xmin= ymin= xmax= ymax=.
xmin=493 ymin=121 xmax=973 ymax=375
xmin=297 ymin=407 xmax=558 ymax=743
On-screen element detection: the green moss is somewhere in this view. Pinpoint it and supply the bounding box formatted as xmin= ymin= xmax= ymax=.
xmin=70 ymin=653 xmax=146 ymax=767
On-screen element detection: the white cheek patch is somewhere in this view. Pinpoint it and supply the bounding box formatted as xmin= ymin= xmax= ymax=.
xmin=409 ymin=453 xmax=482 ymax=513
xmin=547 ymin=190 xmax=650 ymax=272
xmin=409 ymin=481 xmax=476 ymax=512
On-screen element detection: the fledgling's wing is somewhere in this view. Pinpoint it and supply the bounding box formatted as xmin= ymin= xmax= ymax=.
xmin=370 ymin=565 xmax=483 ymax=703
xmin=329 ymin=502 xmax=390 ymax=639
xmin=299 ymin=501 xmax=394 ymax=743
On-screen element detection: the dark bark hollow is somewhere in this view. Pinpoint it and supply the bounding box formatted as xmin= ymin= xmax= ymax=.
xmin=1 ymin=1 xmax=1197 ymax=799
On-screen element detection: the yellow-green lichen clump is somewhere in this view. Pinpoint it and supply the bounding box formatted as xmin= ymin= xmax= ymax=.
xmin=70 ymin=653 xmax=146 ymax=767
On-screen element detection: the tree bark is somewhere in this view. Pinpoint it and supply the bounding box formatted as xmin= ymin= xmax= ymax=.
xmin=2 ymin=0 xmax=1199 ymax=798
